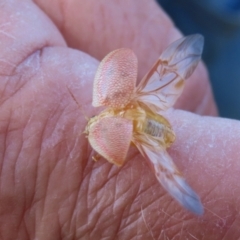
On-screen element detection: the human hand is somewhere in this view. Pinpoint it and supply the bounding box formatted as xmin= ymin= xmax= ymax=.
xmin=0 ymin=0 xmax=239 ymax=239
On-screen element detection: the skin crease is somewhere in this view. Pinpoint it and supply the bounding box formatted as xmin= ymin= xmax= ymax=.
xmin=1 ymin=0 xmax=240 ymax=239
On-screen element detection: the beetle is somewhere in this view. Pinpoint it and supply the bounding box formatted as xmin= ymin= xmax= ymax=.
xmin=84 ymin=35 xmax=204 ymax=215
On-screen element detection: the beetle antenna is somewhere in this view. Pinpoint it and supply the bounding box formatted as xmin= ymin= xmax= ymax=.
xmin=67 ymin=87 xmax=89 ymax=121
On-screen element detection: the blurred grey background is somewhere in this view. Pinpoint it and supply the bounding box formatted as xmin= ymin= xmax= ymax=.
xmin=157 ymin=0 xmax=240 ymax=119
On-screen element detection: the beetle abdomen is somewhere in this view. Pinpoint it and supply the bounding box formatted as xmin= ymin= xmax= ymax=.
xmin=144 ymin=119 xmax=165 ymax=137
xmin=143 ymin=117 xmax=175 ymax=146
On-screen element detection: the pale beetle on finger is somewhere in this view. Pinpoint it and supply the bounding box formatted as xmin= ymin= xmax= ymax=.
xmin=84 ymin=35 xmax=204 ymax=215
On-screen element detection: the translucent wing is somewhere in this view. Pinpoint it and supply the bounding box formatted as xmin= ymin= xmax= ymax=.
xmin=133 ymin=133 xmax=203 ymax=215
xmin=93 ymin=48 xmax=138 ymax=109
xmin=88 ymin=116 xmax=133 ymax=166
xmin=135 ymin=34 xmax=204 ymax=112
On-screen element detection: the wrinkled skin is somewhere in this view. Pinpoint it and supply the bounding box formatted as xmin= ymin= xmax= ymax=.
xmin=0 ymin=0 xmax=240 ymax=239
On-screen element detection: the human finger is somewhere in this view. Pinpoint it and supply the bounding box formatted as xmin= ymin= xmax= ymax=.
xmin=0 ymin=1 xmax=96 ymax=239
